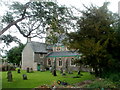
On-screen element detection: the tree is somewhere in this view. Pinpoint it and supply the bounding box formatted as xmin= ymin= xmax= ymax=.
xmin=67 ymin=2 xmax=120 ymax=77
xmin=7 ymin=43 xmax=25 ymax=66
xmin=0 ymin=34 xmax=21 ymax=45
xmin=0 ymin=1 xmax=74 ymax=40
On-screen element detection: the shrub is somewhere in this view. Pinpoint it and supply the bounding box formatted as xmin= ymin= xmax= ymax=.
xmin=109 ymin=73 xmax=120 ymax=82
xmin=85 ymin=79 xmax=116 ymax=88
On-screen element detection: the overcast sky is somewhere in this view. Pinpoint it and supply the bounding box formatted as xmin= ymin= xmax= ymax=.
xmin=0 ymin=0 xmax=120 ymax=55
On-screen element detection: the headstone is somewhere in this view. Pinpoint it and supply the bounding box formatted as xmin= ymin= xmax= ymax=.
xmin=49 ymin=66 xmax=52 ymax=72
xmin=62 ymin=69 xmax=66 ymax=76
xmin=30 ymin=68 xmax=33 ymax=73
xmin=22 ymin=74 xmax=27 ymax=80
xmin=17 ymin=69 xmax=20 ymax=73
xmin=78 ymin=71 xmax=80 ymax=75
xmin=7 ymin=71 xmax=12 ymax=82
xmin=62 ymin=73 xmax=66 ymax=76
xmin=60 ymin=68 xmax=63 ymax=74
xmin=68 ymin=70 xmax=73 ymax=74
xmin=26 ymin=67 xmax=29 ymax=73
xmin=52 ymin=69 xmax=57 ymax=76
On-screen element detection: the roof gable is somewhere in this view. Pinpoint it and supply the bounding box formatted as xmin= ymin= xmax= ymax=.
xmin=29 ymin=41 xmax=48 ymax=53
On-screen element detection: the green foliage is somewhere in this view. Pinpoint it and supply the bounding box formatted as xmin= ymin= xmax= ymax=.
xmin=1 ymin=1 xmax=74 ymax=39
xmin=0 ymin=34 xmax=21 ymax=45
xmin=67 ymin=2 xmax=120 ymax=77
xmin=7 ymin=44 xmax=25 ymax=65
xmin=2 ymin=12 xmax=14 ymax=23
xmin=85 ymin=79 xmax=116 ymax=88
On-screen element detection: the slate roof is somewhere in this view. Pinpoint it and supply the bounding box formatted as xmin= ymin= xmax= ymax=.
xmin=46 ymin=51 xmax=80 ymax=57
xmin=29 ymin=41 xmax=48 ymax=53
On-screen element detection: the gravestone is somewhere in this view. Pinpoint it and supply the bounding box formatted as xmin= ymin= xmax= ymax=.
xmin=68 ymin=70 xmax=73 ymax=74
xmin=26 ymin=67 xmax=29 ymax=73
xmin=52 ymin=69 xmax=57 ymax=76
xmin=78 ymin=71 xmax=80 ymax=75
xmin=40 ymin=65 xmax=45 ymax=72
xmin=22 ymin=74 xmax=27 ymax=80
xmin=60 ymin=68 xmax=63 ymax=74
xmin=17 ymin=69 xmax=20 ymax=73
xmin=30 ymin=68 xmax=33 ymax=73
xmin=7 ymin=71 xmax=12 ymax=82
xmin=49 ymin=66 xmax=52 ymax=72
xmin=62 ymin=73 xmax=66 ymax=76
xmin=62 ymin=70 xmax=66 ymax=76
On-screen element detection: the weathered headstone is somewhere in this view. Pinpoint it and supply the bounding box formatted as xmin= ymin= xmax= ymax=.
xmin=7 ymin=71 xmax=12 ymax=82
xmin=62 ymin=73 xmax=66 ymax=76
xmin=52 ymin=69 xmax=57 ymax=76
xmin=26 ymin=67 xmax=29 ymax=73
xmin=40 ymin=65 xmax=45 ymax=72
xmin=78 ymin=71 xmax=80 ymax=75
xmin=17 ymin=69 xmax=20 ymax=73
xmin=22 ymin=74 xmax=27 ymax=80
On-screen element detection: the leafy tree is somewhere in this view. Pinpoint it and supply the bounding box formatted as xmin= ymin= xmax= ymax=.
xmin=67 ymin=2 xmax=120 ymax=77
xmin=7 ymin=43 xmax=25 ymax=66
xmin=0 ymin=1 xmax=74 ymax=40
xmin=0 ymin=34 xmax=21 ymax=45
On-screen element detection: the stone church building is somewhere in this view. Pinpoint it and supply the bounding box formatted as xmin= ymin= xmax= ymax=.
xmin=21 ymin=38 xmax=84 ymax=71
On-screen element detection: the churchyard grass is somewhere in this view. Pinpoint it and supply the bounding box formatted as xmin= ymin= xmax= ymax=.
xmin=2 ymin=70 xmax=95 ymax=88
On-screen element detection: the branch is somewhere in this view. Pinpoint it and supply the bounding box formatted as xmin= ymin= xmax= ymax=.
xmin=14 ymin=23 xmax=28 ymax=37
xmin=0 ymin=17 xmax=24 ymax=35
xmin=0 ymin=2 xmax=31 ymax=36
xmin=0 ymin=15 xmax=36 ymax=36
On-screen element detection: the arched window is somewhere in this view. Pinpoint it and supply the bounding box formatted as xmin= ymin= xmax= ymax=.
xmin=59 ymin=58 xmax=62 ymax=66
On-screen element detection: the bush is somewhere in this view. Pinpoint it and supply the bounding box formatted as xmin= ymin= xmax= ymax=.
xmin=109 ymin=73 xmax=120 ymax=82
xmin=85 ymin=79 xmax=116 ymax=88
xmin=101 ymin=71 xmax=120 ymax=82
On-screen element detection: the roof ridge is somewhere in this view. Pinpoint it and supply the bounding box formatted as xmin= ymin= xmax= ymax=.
xmin=30 ymin=41 xmax=46 ymax=44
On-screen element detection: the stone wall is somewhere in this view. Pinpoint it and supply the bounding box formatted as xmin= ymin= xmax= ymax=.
xmin=22 ymin=43 xmax=34 ymax=70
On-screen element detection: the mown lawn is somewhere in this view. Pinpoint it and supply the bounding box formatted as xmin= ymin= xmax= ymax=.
xmin=2 ymin=70 xmax=95 ymax=88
